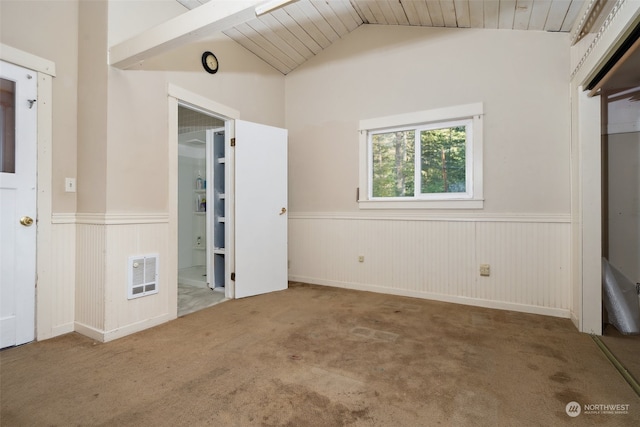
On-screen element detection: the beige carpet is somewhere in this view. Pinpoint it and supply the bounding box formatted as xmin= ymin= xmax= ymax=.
xmin=2 ymin=283 xmax=639 ymax=426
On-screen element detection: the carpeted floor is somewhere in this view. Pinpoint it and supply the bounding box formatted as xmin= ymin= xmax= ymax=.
xmin=2 ymin=283 xmax=639 ymax=426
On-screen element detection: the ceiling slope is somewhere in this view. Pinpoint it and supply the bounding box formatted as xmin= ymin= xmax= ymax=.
xmin=167 ymin=1 xmax=585 ymax=74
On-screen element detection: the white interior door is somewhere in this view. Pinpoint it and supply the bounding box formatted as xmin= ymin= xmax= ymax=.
xmin=234 ymin=120 xmax=287 ymax=298
xmin=0 ymin=61 xmax=37 ymax=348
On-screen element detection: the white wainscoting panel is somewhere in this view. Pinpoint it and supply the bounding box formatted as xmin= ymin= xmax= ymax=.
xmin=36 ymin=216 xmax=76 ymax=340
xmin=289 ymin=213 xmax=571 ymax=318
xmin=35 ymin=214 xmax=175 ymax=342
xmin=61 ymin=213 xmax=177 ymax=341
xmin=49 ymin=220 xmax=76 ymax=336
xmin=74 ymin=214 xmax=173 ymax=342
xmin=474 ymin=221 xmax=570 ymax=311
xmin=103 ymin=221 xmax=173 ymax=341
xmin=75 ymin=223 xmax=106 ymax=337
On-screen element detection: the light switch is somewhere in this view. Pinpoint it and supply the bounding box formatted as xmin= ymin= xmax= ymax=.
xmin=65 ymin=178 xmax=76 ymax=193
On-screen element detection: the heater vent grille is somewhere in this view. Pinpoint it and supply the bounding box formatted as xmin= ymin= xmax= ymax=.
xmin=128 ymin=254 xmax=159 ymax=299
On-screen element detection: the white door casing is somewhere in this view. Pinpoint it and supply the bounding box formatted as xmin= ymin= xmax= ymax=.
xmin=234 ymin=120 xmax=288 ymax=298
xmin=0 ymin=60 xmax=37 ymax=348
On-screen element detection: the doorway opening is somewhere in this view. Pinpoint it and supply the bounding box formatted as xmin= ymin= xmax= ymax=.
xmin=168 ymin=84 xmax=289 ymax=317
xmin=597 ymin=27 xmax=640 ymax=385
xmin=177 ymin=104 xmax=228 ymax=317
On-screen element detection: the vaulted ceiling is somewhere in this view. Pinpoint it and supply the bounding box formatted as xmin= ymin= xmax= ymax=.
xmin=175 ymin=0 xmax=585 ymax=74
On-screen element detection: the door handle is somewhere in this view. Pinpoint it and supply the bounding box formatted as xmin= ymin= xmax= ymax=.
xmin=20 ymin=216 xmax=34 ymax=227
xmin=279 ymin=207 xmax=287 ymax=215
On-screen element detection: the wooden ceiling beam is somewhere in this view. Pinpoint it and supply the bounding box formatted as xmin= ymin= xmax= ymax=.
xmin=109 ymin=0 xmax=265 ymax=69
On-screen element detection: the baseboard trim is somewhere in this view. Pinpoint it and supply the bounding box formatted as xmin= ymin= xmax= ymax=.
xmin=102 ymin=313 xmax=176 ymax=342
xmin=51 ymin=322 xmax=75 ymax=337
xmin=570 ymin=310 xmax=580 ymax=331
xmin=37 ymin=322 xmax=74 ymax=341
xmin=74 ymin=321 xmax=106 ymax=342
xmin=289 ymin=275 xmax=571 ymax=319
xmin=74 ymin=313 xmax=176 ymax=343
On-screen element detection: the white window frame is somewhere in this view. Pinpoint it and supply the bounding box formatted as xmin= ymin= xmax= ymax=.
xmin=359 ymin=103 xmax=484 ymax=209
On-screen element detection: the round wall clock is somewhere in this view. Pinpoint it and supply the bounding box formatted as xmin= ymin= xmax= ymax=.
xmin=201 ymin=51 xmax=219 ymax=74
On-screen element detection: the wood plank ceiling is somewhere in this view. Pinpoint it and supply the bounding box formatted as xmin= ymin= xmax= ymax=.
xmin=177 ymin=1 xmax=584 ymax=74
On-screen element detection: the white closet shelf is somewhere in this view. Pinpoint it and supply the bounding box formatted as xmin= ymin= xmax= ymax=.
xmin=218 ymin=216 xmax=225 ymax=223
xmin=217 ymin=158 xmax=226 ymax=164
xmin=213 ymin=248 xmax=225 ymax=255
xmin=218 ymin=193 xmax=226 ymax=199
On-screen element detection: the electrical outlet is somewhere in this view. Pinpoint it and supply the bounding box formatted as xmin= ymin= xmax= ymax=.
xmin=358 ymin=256 xmax=365 ymax=263
xmin=480 ymin=264 xmax=490 ymax=276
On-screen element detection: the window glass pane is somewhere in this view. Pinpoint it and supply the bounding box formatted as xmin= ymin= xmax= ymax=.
xmin=371 ymin=130 xmax=415 ymax=197
xmin=0 ymin=77 xmax=16 ymax=173
xmin=420 ymin=126 xmax=466 ymax=194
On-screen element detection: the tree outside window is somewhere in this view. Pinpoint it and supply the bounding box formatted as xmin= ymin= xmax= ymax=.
xmin=370 ymin=122 xmax=469 ymax=198
xmin=420 ymin=125 xmax=466 ymax=195
xmin=371 ymin=130 xmax=415 ymax=197
xmin=360 ymin=103 xmax=483 ymax=209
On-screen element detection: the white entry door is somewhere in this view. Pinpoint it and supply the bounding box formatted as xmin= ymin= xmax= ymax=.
xmin=234 ymin=120 xmax=287 ymax=298
xmin=0 ymin=61 xmax=37 ymax=348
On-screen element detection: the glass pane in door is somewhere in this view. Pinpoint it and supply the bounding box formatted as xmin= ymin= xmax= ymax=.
xmin=0 ymin=77 xmax=16 ymax=173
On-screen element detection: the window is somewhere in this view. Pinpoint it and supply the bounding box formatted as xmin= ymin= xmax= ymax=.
xmin=359 ymin=103 xmax=483 ymax=209
xmin=0 ymin=78 xmax=16 ymax=173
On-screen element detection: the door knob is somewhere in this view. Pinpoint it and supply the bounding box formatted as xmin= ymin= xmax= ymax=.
xmin=279 ymin=207 xmax=287 ymax=215
xmin=20 ymin=216 xmax=34 ymax=227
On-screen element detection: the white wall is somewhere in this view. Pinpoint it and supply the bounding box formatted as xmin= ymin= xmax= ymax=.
xmin=107 ymin=0 xmax=186 ymax=46
xmin=286 ymin=25 xmax=572 ymax=316
xmin=9 ymin=0 xmax=623 ymax=340
xmin=0 ymin=0 xmax=79 ymax=214
xmin=286 ymin=25 xmax=570 ymax=214
xmin=74 ymin=1 xmax=286 ymax=341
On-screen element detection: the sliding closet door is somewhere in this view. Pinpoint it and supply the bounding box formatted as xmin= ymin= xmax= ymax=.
xmin=234 ymin=120 xmax=287 ymax=298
